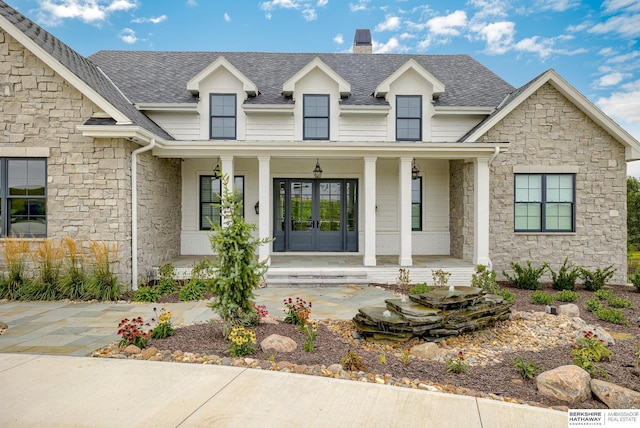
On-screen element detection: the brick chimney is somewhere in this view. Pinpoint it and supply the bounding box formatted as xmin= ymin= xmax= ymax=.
xmin=353 ymin=29 xmax=372 ymax=54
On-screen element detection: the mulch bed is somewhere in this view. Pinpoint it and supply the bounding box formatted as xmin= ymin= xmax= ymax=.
xmin=147 ymin=283 xmax=640 ymax=410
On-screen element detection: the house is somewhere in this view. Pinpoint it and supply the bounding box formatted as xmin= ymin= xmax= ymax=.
xmin=1 ymin=1 xmax=638 ymax=289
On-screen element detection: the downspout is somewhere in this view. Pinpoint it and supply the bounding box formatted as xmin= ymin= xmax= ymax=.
xmin=131 ymin=138 xmax=156 ymax=291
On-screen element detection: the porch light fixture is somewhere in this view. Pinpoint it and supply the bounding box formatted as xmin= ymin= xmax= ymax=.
xmin=213 ymin=158 xmax=221 ymax=179
xmin=313 ymin=158 xmax=323 ymax=179
xmin=412 ymin=159 xmax=420 ymax=179
xmin=254 ymin=201 xmax=259 ymax=215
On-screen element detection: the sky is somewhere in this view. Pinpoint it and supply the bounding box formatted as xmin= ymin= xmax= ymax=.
xmin=7 ymin=0 xmax=640 ymax=175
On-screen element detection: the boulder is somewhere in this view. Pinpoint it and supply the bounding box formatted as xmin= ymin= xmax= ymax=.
xmin=0 ymin=321 xmax=7 ymax=334
xmin=123 ymin=344 xmax=141 ymax=354
xmin=141 ymin=346 xmax=158 ymax=360
xmin=410 ymin=342 xmax=443 ymax=360
xmin=537 ymin=365 xmax=592 ymax=404
xmin=260 ymin=334 xmax=297 ymax=353
xmin=590 ymin=379 xmax=640 ymax=409
xmin=576 ymin=326 xmax=614 ymax=346
xmin=557 ymin=304 xmax=579 ymax=318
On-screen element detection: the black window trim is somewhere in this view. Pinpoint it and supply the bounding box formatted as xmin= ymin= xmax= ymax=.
xmin=396 ymin=95 xmax=422 ymax=142
xmin=199 ymin=175 xmax=244 ymax=230
xmin=209 ymin=93 xmax=237 ymax=140
xmin=514 ymin=173 xmax=576 ymax=233
xmin=303 ymin=94 xmax=330 ymax=141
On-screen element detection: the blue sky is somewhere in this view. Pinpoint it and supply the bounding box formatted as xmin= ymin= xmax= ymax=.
xmin=8 ymin=0 xmax=640 ymax=174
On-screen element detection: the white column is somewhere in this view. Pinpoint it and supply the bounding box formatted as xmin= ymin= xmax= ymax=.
xmin=399 ymin=157 xmax=413 ymax=266
xmin=258 ymin=156 xmax=271 ymax=265
xmin=363 ymin=156 xmax=377 ymax=267
xmin=474 ymin=157 xmax=491 ymax=266
xmin=220 ymin=155 xmax=234 ymax=225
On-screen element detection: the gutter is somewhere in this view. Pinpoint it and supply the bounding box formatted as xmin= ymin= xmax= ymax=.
xmin=131 ymin=138 xmax=156 ymax=290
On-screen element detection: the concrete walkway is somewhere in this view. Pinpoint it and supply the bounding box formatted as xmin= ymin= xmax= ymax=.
xmin=0 ymin=287 xmax=568 ymax=428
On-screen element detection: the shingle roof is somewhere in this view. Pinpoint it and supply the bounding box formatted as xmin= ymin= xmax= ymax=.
xmin=88 ymin=51 xmax=515 ymax=108
xmin=0 ymin=1 xmax=172 ymax=140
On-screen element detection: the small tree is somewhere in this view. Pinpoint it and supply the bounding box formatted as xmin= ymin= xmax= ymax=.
xmin=208 ymin=175 xmax=272 ymax=327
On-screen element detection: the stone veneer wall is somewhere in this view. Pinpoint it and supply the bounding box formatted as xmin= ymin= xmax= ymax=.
xmin=480 ymin=83 xmax=627 ymax=283
xmin=449 ymin=160 xmax=475 ymax=263
xmin=0 ymin=29 xmax=181 ymax=286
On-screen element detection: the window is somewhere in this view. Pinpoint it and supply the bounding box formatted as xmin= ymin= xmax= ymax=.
xmin=396 ymin=96 xmax=422 ymax=141
xmin=303 ymin=94 xmax=329 ymax=140
xmin=514 ymin=174 xmax=575 ymax=232
xmin=412 ymin=177 xmax=422 ymax=231
xmin=210 ymin=94 xmax=236 ymax=139
xmin=1 ymin=158 xmax=47 ymax=237
xmin=200 ymin=175 xmax=244 ymax=229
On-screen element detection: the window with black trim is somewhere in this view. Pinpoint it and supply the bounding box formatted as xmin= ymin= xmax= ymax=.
xmin=303 ymin=94 xmax=329 ymax=140
xmin=1 ymin=158 xmax=47 ymax=237
xmin=514 ymin=174 xmax=575 ymax=232
xmin=412 ymin=177 xmax=422 ymax=231
xmin=396 ymin=95 xmax=421 ymax=141
xmin=200 ymin=175 xmax=244 ymax=229
xmin=210 ymin=94 xmax=236 ymax=139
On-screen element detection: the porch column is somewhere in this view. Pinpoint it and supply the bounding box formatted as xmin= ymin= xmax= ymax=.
xmin=258 ymin=156 xmax=271 ymax=265
xmin=363 ymin=156 xmax=377 ymax=267
xmin=399 ymin=157 xmax=413 ymax=266
xmin=220 ymin=155 xmax=234 ymax=225
xmin=474 ymin=157 xmax=491 ymax=266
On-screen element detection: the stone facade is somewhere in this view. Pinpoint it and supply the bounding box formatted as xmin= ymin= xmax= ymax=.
xmin=449 ymin=160 xmax=474 ymax=262
xmin=480 ymin=83 xmax=627 ymax=283
xmin=0 ymin=29 xmax=182 ymax=286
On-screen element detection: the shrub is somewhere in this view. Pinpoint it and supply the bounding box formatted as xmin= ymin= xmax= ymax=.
xmin=445 ymin=351 xmax=469 ymax=373
xmin=156 ymin=263 xmax=178 ymax=295
xmin=432 ymin=269 xmax=451 ymax=287
xmin=555 ymin=290 xmax=579 ymax=303
xmin=585 ymin=296 xmax=602 ymax=313
xmin=594 ymin=289 xmax=615 ymax=301
xmin=606 ymin=296 xmax=635 ymax=309
xmin=530 ymin=290 xmax=553 ymax=305
xmin=546 ymin=257 xmax=580 ymax=291
xmin=1 ymin=236 xmax=31 ymax=300
xmin=58 ymin=237 xmax=87 ymax=300
xmin=471 ymin=265 xmax=499 ymax=294
xmin=283 ymin=297 xmax=312 ymax=326
xmin=580 ymin=266 xmax=616 ymax=291
xmin=117 ymin=317 xmax=151 ymax=349
xmin=133 ymin=286 xmax=160 ymax=303
xmin=26 ymin=239 xmax=65 ymax=300
xmin=85 ymin=241 xmax=122 ymax=301
xmin=340 ymin=350 xmax=366 ymax=371
xmin=227 ymin=326 xmax=256 ymax=357
xmin=409 ymin=282 xmax=432 ymax=295
xmin=397 ymin=268 xmax=410 ymax=287
xmin=514 ymin=356 xmax=543 ymax=380
xmin=150 ymin=308 xmax=175 ymax=339
xmin=571 ymin=331 xmax=612 ymax=378
xmin=497 ymin=289 xmax=516 ymax=303
xmin=594 ymin=307 xmax=629 ymax=326
xmin=630 ymin=265 xmax=640 ymax=293
xmin=179 ymin=280 xmax=205 ymax=302
xmin=208 ymin=175 xmax=272 ymax=326
xmin=503 ymin=260 xmax=545 ymax=290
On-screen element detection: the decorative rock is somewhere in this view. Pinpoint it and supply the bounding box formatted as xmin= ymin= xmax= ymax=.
xmin=590 ymin=379 xmax=640 ymax=409
xmin=141 ymin=346 xmax=158 ymax=360
xmin=410 ymin=343 xmax=443 ymax=360
xmin=557 ymin=304 xmax=579 ymax=318
xmin=576 ymin=326 xmax=615 ymax=346
xmin=537 ymin=365 xmax=592 ymax=404
xmin=123 ymin=344 xmax=141 ymax=354
xmin=261 ymin=334 xmax=297 ymax=353
xmin=327 ymin=363 xmax=343 ymax=374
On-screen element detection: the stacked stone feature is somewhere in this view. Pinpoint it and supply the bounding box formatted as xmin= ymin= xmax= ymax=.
xmin=353 ymin=286 xmax=512 ymax=342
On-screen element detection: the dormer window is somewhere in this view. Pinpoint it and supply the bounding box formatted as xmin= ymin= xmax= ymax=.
xmin=210 ymin=94 xmax=236 ymax=139
xmin=396 ymin=95 xmax=422 ymax=141
xmin=303 ymin=94 xmax=329 ymax=140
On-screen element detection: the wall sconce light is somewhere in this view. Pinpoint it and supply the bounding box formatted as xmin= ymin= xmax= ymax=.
xmin=213 ymin=157 xmax=221 ymax=179
xmin=313 ymin=158 xmax=323 ymax=179
xmin=412 ymin=159 xmax=420 ymax=179
xmin=254 ymin=201 xmax=259 ymax=215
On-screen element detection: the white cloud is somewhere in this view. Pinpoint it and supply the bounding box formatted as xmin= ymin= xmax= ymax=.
xmin=595 ymin=72 xmax=629 ymax=87
xmin=131 ymin=15 xmax=166 ymax=24
xmin=372 ymin=37 xmax=407 ymax=53
xmin=224 ymin=13 xmax=231 ymax=22
xmin=512 ymin=35 xmax=586 ymax=60
xmin=186 ymin=0 xmax=197 ymax=6
xmin=589 ymin=14 xmax=640 ymax=37
xmin=607 ymin=51 xmax=640 ymax=63
xmin=427 ymin=10 xmax=467 ymax=36
xmin=317 ymin=0 xmax=328 ymax=6
xmin=119 ymin=27 xmax=137 ymax=44
xmin=597 ymin=83 xmax=640 ymax=129
xmin=599 ymin=47 xmax=615 ymax=56
xmin=474 ymin=21 xmax=515 ymax=54
xmin=349 ymin=0 xmax=369 ymax=12
xmin=260 ymin=0 xmax=300 ymax=11
xmin=37 ymin=0 xmax=137 ymax=25
xmin=375 ymin=15 xmax=401 ymax=32
xmin=603 ymin=0 xmax=640 ymax=13
xmin=534 ymin=0 xmax=579 ymax=12
xmin=333 ymin=33 xmax=344 ymax=44
xmin=469 ymin=0 xmax=509 ymax=19
xmin=259 ymin=0 xmax=324 ymax=21
xmin=302 ymin=7 xmax=317 ymax=21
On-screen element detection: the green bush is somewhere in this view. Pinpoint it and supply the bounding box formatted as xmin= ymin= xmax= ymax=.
xmin=497 ymin=289 xmax=516 ymax=303
xmin=594 ymin=288 xmax=615 ymax=301
xmin=580 ymin=266 xmax=616 ymax=291
xmin=514 ymin=356 xmax=543 ymax=380
xmin=585 ymin=296 xmax=603 ymax=313
xmin=571 ymin=331 xmax=612 ymax=378
xmin=471 ymin=265 xmax=499 ymax=294
xmin=594 ymin=307 xmax=630 ymax=326
xmin=409 ymin=282 xmax=432 ymax=295
xmin=156 ymin=263 xmax=178 ymax=295
xmin=546 ymin=257 xmax=580 ymax=291
xmin=503 ymin=260 xmax=545 ymax=290
xmin=84 ymin=241 xmax=122 ymax=301
xmin=607 ymin=296 xmax=635 ymax=309
xmin=631 ymin=265 xmax=640 ymax=293
xmin=58 ymin=237 xmax=87 ymax=300
xmin=555 ymin=290 xmax=579 ymax=303
xmin=530 ymin=290 xmax=554 ymax=305
xmin=179 ymin=280 xmax=205 ymax=302
xmin=133 ymin=286 xmax=160 ymax=302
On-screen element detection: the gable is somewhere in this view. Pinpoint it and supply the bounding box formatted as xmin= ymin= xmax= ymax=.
xmin=374 ymin=59 xmax=445 ymax=98
xmin=187 ymin=56 xmax=258 ymax=97
xmin=282 ymin=57 xmax=350 ymax=97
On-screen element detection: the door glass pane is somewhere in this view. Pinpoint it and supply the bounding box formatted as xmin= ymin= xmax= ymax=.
xmin=291 ymin=181 xmax=313 ymax=231
xmin=319 ymin=181 xmax=341 ymax=232
xmin=276 ymin=181 xmax=285 ymax=232
xmin=346 ymin=180 xmax=357 ymax=232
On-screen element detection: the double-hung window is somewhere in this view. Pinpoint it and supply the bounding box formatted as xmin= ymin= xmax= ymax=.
xmin=200 ymin=175 xmax=244 ymax=230
xmin=514 ymin=174 xmax=575 ymax=232
xmin=1 ymin=158 xmax=47 ymax=237
xmin=210 ymin=94 xmax=236 ymax=139
xmin=303 ymin=94 xmax=329 ymax=140
xmin=396 ymin=95 xmax=421 ymax=141
xmin=412 ymin=177 xmax=422 ymax=231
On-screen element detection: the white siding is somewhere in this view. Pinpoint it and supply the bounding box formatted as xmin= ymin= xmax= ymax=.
xmin=422 ymin=159 xmax=450 ymax=231
xmin=339 ymin=115 xmax=387 ymax=141
xmin=145 ymin=112 xmax=199 ymax=140
xmin=245 ymin=114 xmax=295 ymax=140
xmin=431 ymin=114 xmax=485 ymax=142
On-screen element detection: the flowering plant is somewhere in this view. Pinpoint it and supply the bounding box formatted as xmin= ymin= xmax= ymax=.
xmin=283 ymin=297 xmax=312 ymax=326
xmin=302 ymin=319 xmax=318 ymax=352
xmin=117 ymin=317 xmax=152 ymax=348
xmin=571 ymin=330 xmax=612 ymax=377
xmin=446 ymin=351 xmax=469 ymax=373
xmin=150 ymin=308 xmax=175 ymax=339
xmin=228 ymin=326 xmax=257 ymax=357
